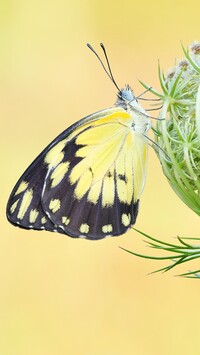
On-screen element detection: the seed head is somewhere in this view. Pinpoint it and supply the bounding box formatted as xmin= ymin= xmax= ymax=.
xmin=154 ymin=42 xmax=200 ymax=215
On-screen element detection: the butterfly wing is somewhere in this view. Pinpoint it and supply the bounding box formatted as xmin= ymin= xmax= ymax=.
xmin=7 ymin=107 xmax=148 ymax=239
xmin=7 ymin=108 xmax=116 ymax=233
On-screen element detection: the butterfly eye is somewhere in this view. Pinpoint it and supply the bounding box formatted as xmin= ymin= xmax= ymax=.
xmin=121 ymin=88 xmax=135 ymax=102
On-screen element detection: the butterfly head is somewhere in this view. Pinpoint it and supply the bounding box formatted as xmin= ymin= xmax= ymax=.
xmin=116 ymin=84 xmax=147 ymax=116
xmin=116 ymin=85 xmax=151 ymax=133
xmin=115 ymin=85 xmax=136 ymax=109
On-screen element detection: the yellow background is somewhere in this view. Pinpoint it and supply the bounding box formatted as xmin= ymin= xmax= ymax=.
xmin=1 ymin=1 xmax=200 ymax=354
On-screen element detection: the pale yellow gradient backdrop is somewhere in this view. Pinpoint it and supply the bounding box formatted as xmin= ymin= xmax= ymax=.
xmin=1 ymin=1 xmax=200 ymax=354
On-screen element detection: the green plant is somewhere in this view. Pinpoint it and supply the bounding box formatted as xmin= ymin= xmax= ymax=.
xmin=124 ymin=42 xmax=200 ymax=277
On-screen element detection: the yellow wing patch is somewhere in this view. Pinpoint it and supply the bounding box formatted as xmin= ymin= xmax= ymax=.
xmin=29 ymin=209 xmax=39 ymax=223
xmin=17 ymin=189 xmax=33 ymax=220
xmin=49 ymin=198 xmax=61 ymax=213
xmin=15 ymin=181 xmax=29 ymax=196
xmin=50 ymin=161 xmax=70 ymax=187
xmin=68 ymin=121 xmax=134 ymax=203
xmin=44 ymin=140 xmax=67 ymax=168
xmin=65 ymin=114 xmax=147 ymax=205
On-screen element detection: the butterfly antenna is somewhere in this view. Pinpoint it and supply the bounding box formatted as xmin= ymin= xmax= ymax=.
xmin=100 ymin=43 xmax=120 ymax=91
xmin=87 ymin=43 xmax=120 ymax=91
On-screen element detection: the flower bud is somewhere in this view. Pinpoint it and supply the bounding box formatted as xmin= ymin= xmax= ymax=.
xmin=155 ymin=42 xmax=200 ymax=215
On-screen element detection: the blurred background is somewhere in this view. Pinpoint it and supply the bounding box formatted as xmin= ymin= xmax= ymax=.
xmin=1 ymin=1 xmax=200 ymax=354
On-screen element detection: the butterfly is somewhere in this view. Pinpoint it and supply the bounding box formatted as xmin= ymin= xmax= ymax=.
xmin=6 ymin=43 xmax=151 ymax=240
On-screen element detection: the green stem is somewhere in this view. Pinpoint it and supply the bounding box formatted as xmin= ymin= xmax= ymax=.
xmin=195 ymin=84 xmax=200 ymax=143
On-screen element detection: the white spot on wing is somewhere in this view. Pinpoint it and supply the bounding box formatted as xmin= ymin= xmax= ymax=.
xmin=41 ymin=216 xmax=47 ymax=224
xmin=62 ymin=216 xmax=70 ymax=225
xmin=102 ymin=224 xmax=113 ymax=233
xmin=79 ymin=223 xmax=90 ymax=234
xmin=121 ymin=213 xmax=131 ymax=227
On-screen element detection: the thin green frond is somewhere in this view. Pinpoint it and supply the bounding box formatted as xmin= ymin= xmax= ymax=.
xmin=138 ymin=80 xmax=163 ymax=98
xmin=181 ymin=44 xmax=200 ymax=74
xmin=158 ymin=62 xmax=168 ymax=95
xmin=122 ymin=229 xmax=200 ymax=277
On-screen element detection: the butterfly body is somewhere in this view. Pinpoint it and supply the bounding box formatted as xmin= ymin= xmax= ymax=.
xmin=7 ymin=84 xmax=151 ymax=240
